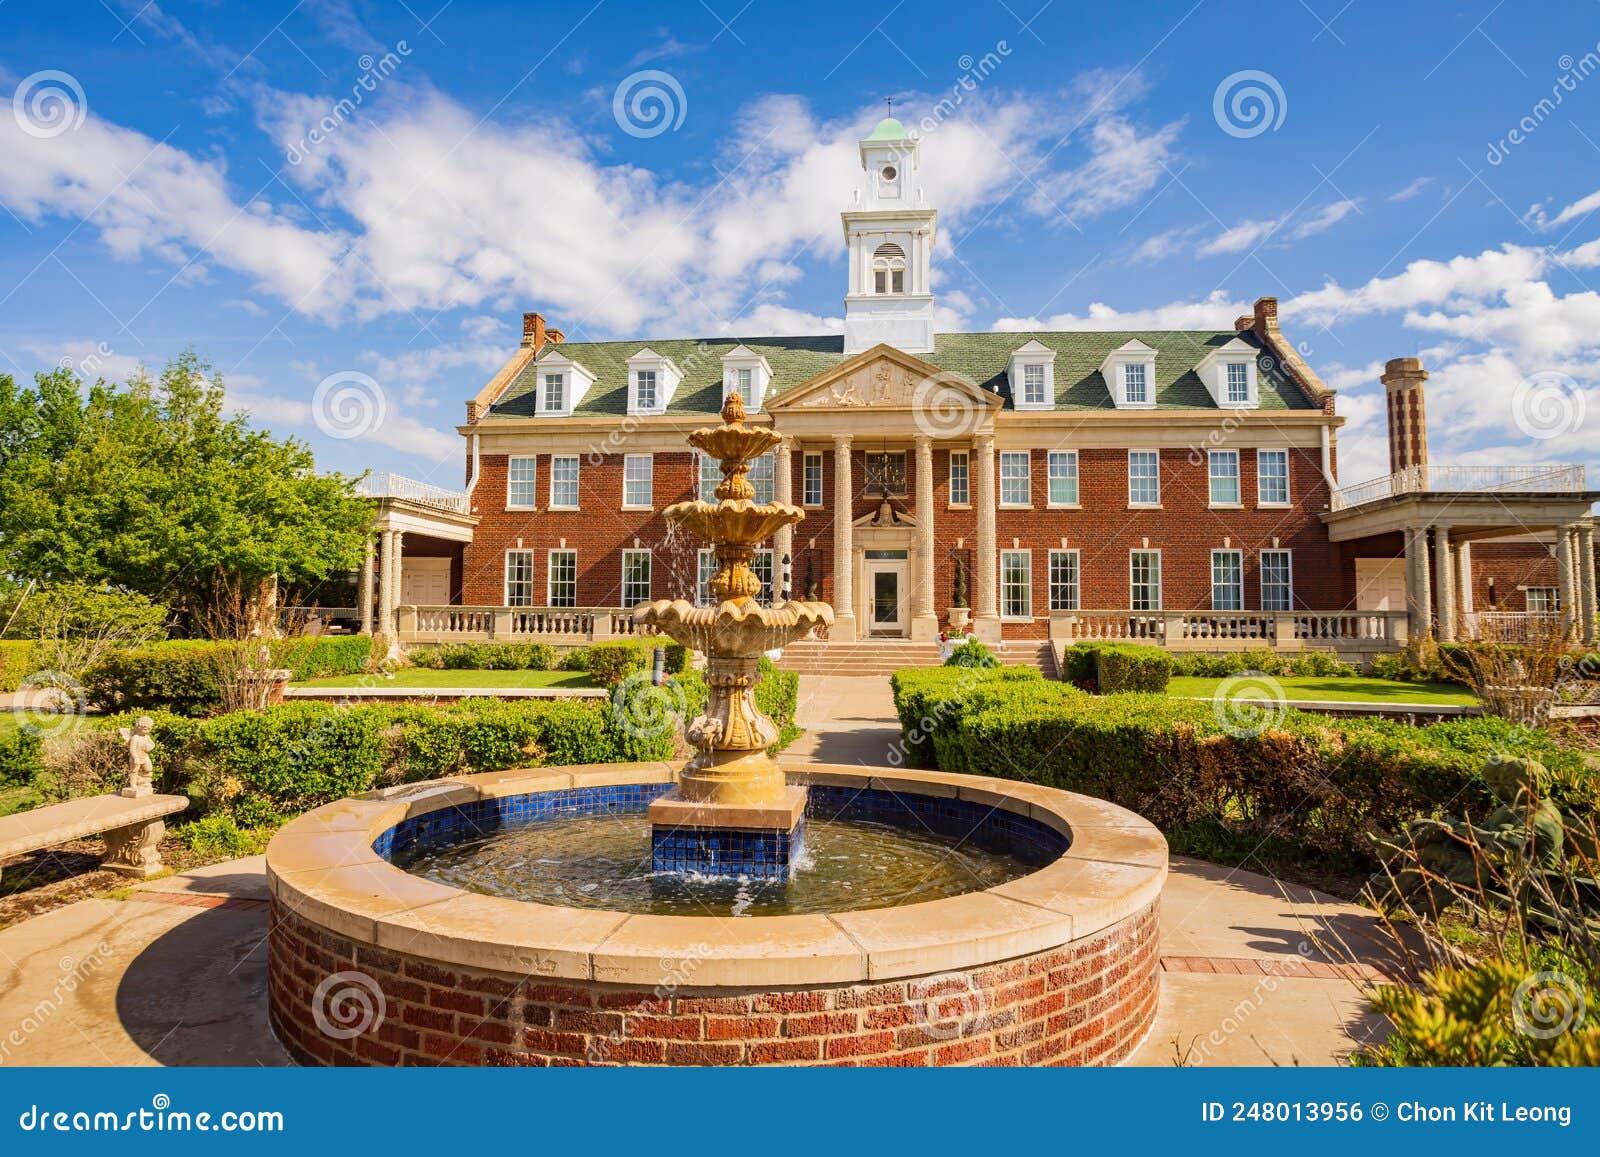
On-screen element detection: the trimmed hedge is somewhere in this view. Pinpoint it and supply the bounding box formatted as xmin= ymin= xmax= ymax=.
xmin=0 ymin=641 xmax=34 ymax=693
xmin=1061 ymin=642 xmax=1173 ymax=692
xmin=1169 ymin=649 xmax=1358 ymax=679
xmin=84 ymin=637 xmax=376 ymax=715
xmin=411 ymin=641 xmax=557 ymax=671
xmin=585 ymin=640 xmax=650 ymax=687
xmin=891 ymin=666 xmax=1591 ymax=867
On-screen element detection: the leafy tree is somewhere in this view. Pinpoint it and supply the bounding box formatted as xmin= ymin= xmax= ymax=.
xmin=0 ymin=352 xmax=372 ymax=627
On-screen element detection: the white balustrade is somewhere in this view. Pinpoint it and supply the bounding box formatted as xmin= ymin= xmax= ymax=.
xmin=1332 ymin=463 xmax=1586 ymax=511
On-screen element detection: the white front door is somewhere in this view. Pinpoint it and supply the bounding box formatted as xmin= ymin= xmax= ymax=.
xmin=401 ymin=557 xmax=452 ymax=605
xmin=865 ymin=561 xmax=908 ymax=635
xmin=1355 ymin=558 xmax=1408 ymax=612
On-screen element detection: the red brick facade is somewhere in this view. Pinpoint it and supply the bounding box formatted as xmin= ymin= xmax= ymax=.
xmin=268 ymin=897 xmax=1160 ymax=1067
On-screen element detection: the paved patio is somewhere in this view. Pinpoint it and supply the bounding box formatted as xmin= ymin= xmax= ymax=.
xmin=0 ymin=675 xmax=1398 ymax=1066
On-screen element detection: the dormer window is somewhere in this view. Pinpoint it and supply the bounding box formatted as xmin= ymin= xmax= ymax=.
xmin=873 ymin=243 xmax=906 ymax=294
xmin=720 ymin=346 xmax=772 ymax=410
xmin=532 ymin=350 xmax=595 ymax=417
xmin=625 ymin=348 xmax=682 ymax=416
xmin=1195 ymin=338 xmax=1260 ymax=409
xmin=1100 ymin=340 xmax=1157 ymax=409
xmin=1008 ymin=339 xmax=1056 ymax=411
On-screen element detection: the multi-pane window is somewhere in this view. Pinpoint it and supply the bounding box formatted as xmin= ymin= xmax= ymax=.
xmin=547 ymin=549 xmax=577 ymax=607
xmin=504 ymin=550 xmax=535 ymax=606
xmin=752 ymin=550 xmax=775 ymax=605
xmin=948 ymin=450 xmax=970 ymax=505
xmin=749 ymin=454 xmax=775 ymax=503
xmin=1123 ymin=363 xmax=1148 ymax=404
xmin=1208 ymin=450 xmax=1241 ymax=505
xmin=542 ymin=372 xmax=565 ymax=413
xmin=1527 ymin=587 xmax=1560 ymax=613
xmin=1261 ymin=549 xmax=1293 ymax=611
xmin=1047 ymin=450 xmax=1079 ymax=506
xmin=802 ymin=452 xmax=823 ymax=506
xmin=1257 ymin=449 xmax=1289 ymax=505
xmin=621 ymin=549 xmax=651 ymax=607
xmin=697 ymin=549 xmax=718 ymax=605
xmin=1022 ymin=363 xmax=1047 ymax=406
xmin=635 ymin=370 xmax=657 ymax=411
xmin=1211 ymin=549 xmax=1243 ymax=610
xmin=864 ymin=451 xmax=907 ymax=497
xmin=731 ymin=367 xmax=754 ymax=406
xmin=1226 ymin=362 xmax=1250 ymax=405
xmin=999 ymin=451 xmax=1031 ymax=506
xmin=1128 ymin=451 xmax=1160 ymax=506
xmin=1000 ymin=550 xmax=1032 ymax=619
xmin=698 ymin=453 xmax=720 ymax=502
xmin=622 ymin=454 xmax=653 ymax=507
xmin=549 ymin=455 xmax=580 ymax=509
xmin=1130 ymin=550 xmax=1162 ymax=610
xmin=1048 ymin=549 xmax=1080 ymax=611
xmin=507 ymin=456 xmax=537 ymax=508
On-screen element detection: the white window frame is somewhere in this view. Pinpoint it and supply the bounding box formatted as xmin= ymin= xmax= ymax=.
xmin=506 ymin=455 xmax=538 ymax=510
xmin=999 ymin=451 xmax=1032 ymax=507
xmin=634 ymin=369 xmax=658 ymax=412
xmin=1100 ymin=340 xmax=1157 ymax=409
xmin=732 ymin=367 xmax=754 ymax=405
xmin=549 ymin=455 xmax=580 ymax=510
xmin=1256 ymin=449 xmax=1290 ymax=507
xmin=802 ymin=452 xmax=823 ymax=507
xmin=697 ymin=549 xmax=718 ymax=605
xmin=1127 ymin=450 xmax=1161 ymax=507
xmin=1208 ymin=450 xmax=1242 ymax=507
xmin=1196 ymin=341 xmax=1260 ymax=409
xmin=720 ymin=347 xmax=771 ymax=410
xmin=1526 ymin=586 xmax=1560 ymax=613
xmin=698 ymin=453 xmax=720 ymax=503
xmin=999 ymin=549 xmax=1032 ymax=620
xmin=1048 ymin=549 xmax=1080 ymax=611
xmin=948 ymin=450 xmax=970 ymax=507
xmin=1130 ymin=549 xmax=1162 ymax=611
xmin=1023 ymin=364 xmax=1046 ymax=406
xmin=1261 ymin=549 xmax=1293 ymax=611
xmin=749 ymin=453 xmax=776 ymax=504
xmin=620 ymin=549 xmax=652 ymax=607
xmin=1122 ymin=362 xmax=1149 ymax=405
xmin=622 ymin=454 xmax=653 ymax=509
xmin=1008 ymin=341 xmax=1057 ymax=411
xmin=1211 ymin=549 xmax=1244 ymax=611
xmin=751 ymin=549 xmax=775 ymax=605
xmin=504 ymin=549 xmax=535 ymax=607
xmin=546 ymin=549 xmax=577 ymax=608
xmin=1226 ymin=361 xmax=1250 ymax=405
xmin=541 ymin=372 xmax=566 ymax=415
xmin=1047 ymin=450 xmax=1079 ymax=508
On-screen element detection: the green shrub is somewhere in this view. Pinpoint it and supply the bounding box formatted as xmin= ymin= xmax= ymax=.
xmin=285 ymin=636 xmax=374 ymax=680
xmin=0 ymin=641 xmax=35 ymax=692
xmin=890 ymin=666 xmax=1588 ymax=867
xmin=754 ymin=657 xmax=800 ymax=753
xmin=416 ymin=641 xmax=557 ymax=671
xmin=584 ymin=640 xmax=650 ymax=687
xmin=1284 ymin=650 xmax=1357 ymax=678
xmin=944 ymin=639 xmax=999 ymax=668
xmin=662 ymin=643 xmax=690 ymax=675
xmin=1370 ymin=651 xmax=1424 ymax=682
xmin=177 ymin=813 xmax=273 ymax=858
xmin=559 ymin=647 xmax=590 ymax=672
xmin=84 ymin=641 xmax=223 ymax=715
xmin=1169 ymin=652 xmax=1249 ymax=677
xmin=1093 ymin=643 xmax=1172 ymax=693
xmin=0 ymin=726 xmax=43 ymax=787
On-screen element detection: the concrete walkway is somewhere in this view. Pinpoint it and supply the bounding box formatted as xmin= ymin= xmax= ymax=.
xmin=0 ymin=674 xmax=1398 ymax=1066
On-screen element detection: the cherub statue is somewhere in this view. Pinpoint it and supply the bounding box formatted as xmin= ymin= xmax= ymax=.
xmin=117 ymin=716 xmax=156 ymax=798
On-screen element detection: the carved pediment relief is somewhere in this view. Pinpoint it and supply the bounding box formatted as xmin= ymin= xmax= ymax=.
xmin=769 ymin=344 xmax=998 ymax=415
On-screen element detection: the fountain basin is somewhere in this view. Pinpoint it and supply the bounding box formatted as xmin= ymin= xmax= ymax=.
xmin=266 ymin=762 xmax=1166 ymax=1067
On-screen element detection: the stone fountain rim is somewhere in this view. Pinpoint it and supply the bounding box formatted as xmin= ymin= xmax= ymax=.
xmin=263 ymin=762 xmax=1167 ymax=989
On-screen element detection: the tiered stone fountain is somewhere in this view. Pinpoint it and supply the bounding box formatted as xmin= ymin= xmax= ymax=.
xmin=635 ymin=391 xmax=831 ymax=877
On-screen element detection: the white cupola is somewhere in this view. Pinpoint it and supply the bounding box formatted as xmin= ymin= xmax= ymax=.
xmin=842 ymin=115 xmax=937 ymax=355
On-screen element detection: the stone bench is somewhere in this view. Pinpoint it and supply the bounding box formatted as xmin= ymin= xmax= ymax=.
xmin=0 ymin=793 xmax=189 ymax=883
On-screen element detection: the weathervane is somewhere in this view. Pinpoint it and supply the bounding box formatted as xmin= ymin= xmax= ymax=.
xmin=885 ymin=96 xmax=894 ymax=117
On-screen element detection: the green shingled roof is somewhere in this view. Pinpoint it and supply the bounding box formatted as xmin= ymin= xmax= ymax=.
xmin=486 ymin=330 xmax=1313 ymax=418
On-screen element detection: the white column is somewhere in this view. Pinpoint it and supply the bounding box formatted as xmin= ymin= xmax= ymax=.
xmin=376 ymin=530 xmax=395 ymax=637
xmin=358 ymin=535 xmax=375 ymax=635
xmin=911 ymin=434 xmax=939 ymax=641
xmin=1556 ymin=524 xmax=1576 ymax=638
xmin=1405 ymin=525 xmax=1432 ymax=640
xmin=774 ymin=435 xmax=794 ymax=601
xmin=1433 ymin=523 xmax=1455 ymax=642
xmin=832 ymin=434 xmax=856 ymax=641
xmin=1579 ymin=522 xmax=1597 ymax=645
xmin=973 ymin=434 xmax=1000 ymax=642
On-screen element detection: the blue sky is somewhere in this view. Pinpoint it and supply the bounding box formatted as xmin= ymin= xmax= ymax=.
xmin=2 ymin=0 xmax=1598 ymax=493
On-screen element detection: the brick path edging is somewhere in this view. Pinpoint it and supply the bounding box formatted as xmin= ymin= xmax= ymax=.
xmin=267 ymin=898 xmax=1161 ymax=1067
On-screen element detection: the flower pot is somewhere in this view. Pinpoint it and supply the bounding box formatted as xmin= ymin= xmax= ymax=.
xmin=948 ymin=607 xmax=971 ymax=630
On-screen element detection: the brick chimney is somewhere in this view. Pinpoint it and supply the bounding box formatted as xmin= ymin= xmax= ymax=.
xmin=1381 ymin=357 xmax=1429 ymax=473
xmin=1233 ymin=314 xmax=1255 ymax=332
xmin=521 ymin=311 xmax=545 ymax=349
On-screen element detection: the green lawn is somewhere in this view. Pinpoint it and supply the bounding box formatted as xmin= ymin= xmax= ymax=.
xmin=292 ymin=668 xmax=598 ymax=690
xmin=1169 ymin=675 xmax=1479 ymax=706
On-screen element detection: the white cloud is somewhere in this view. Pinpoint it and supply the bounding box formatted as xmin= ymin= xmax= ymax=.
xmin=994 ymin=289 xmax=1246 ymax=332
xmin=1197 ymin=217 xmax=1280 ymax=257
xmin=1289 ymin=198 xmax=1359 ymax=239
xmin=1529 ymin=186 xmax=1600 ymax=230
xmin=1389 ymin=177 xmax=1434 ymax=202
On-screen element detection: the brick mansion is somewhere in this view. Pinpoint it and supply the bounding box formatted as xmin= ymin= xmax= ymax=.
xmin=351 ymin=117 xmax=1598 ymax=659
